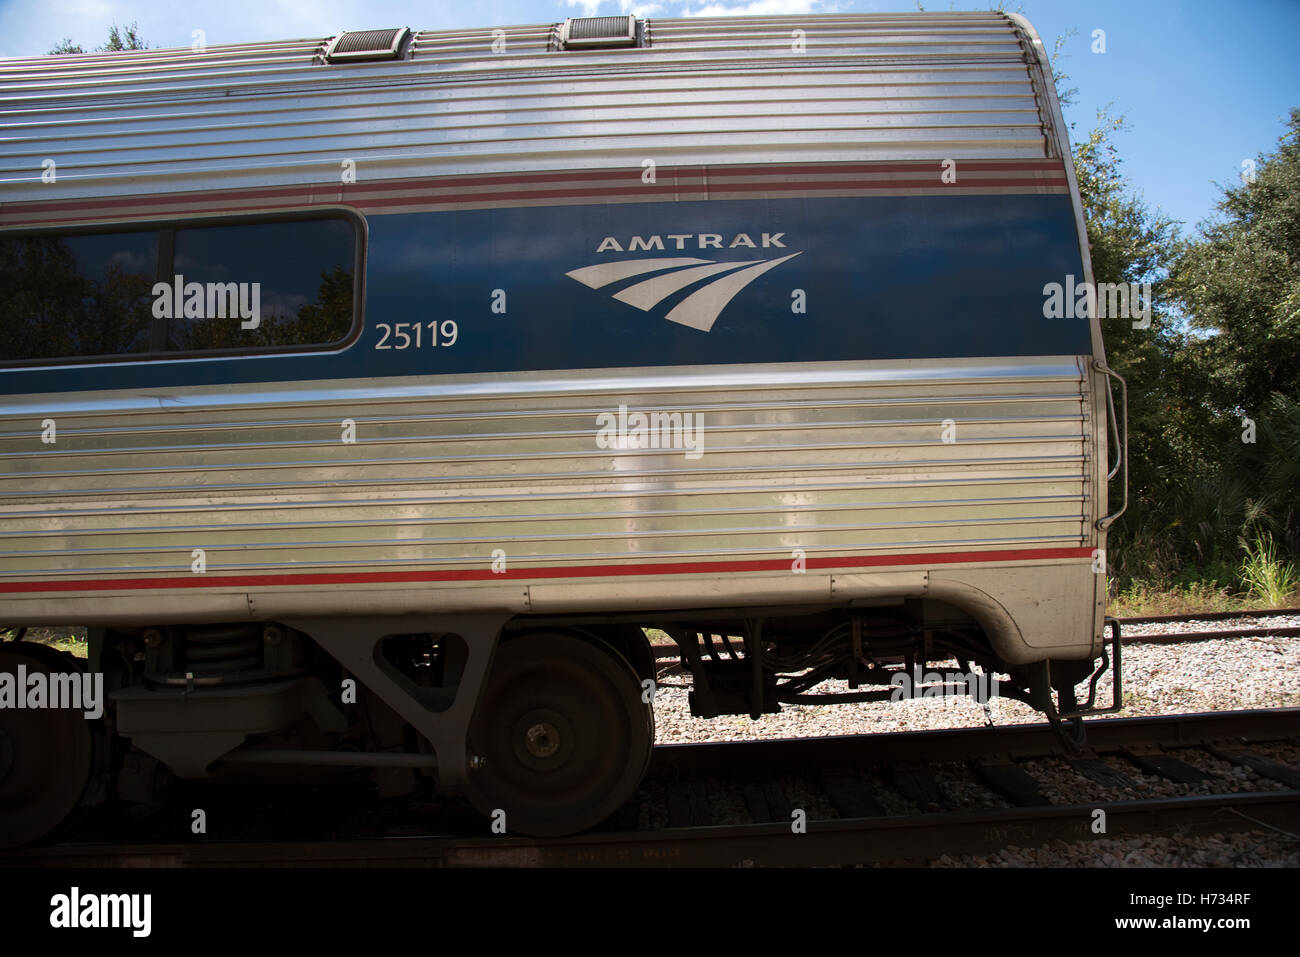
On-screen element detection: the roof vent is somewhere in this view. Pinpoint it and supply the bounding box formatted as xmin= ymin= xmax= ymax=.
xmin=325 ymin=27 xmax=411 ymax=63
xmin=561 ymin=15 xmax=637 ymax=49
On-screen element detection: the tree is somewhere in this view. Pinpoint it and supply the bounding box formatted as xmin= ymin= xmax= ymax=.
xmin=1170 ymin=109 xmax=1300 ymax=559
xmin=102 ymin=22 xmax=148 ymax=52
xmin=1049 ymin=51 xmax=1193 ymax=580
xmin=172 ymin=265 xmax=354 ymax=352
xmin=1062 ymin=103 xmax=1300 ymax=584
xmin=1047 ymin=32 xmax=1267 ymax=584
xmin=0 ymin=236 xmax=154 ymax=361
xmin=1171 ymin=109 xmax=1300 ymax=417
xmin=48 ymin=21 xmax=147 ymax=56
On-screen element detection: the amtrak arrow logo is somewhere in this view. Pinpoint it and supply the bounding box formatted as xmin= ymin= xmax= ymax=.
xmin=565 ymin=254 xmax=802 ymax=332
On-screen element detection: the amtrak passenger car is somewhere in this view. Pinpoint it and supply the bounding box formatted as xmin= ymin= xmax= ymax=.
xmin=0 ymin=13 xmax=1125 ymax=844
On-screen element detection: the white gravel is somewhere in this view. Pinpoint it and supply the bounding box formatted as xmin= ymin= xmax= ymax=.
xmin=1120 ymin=613 xmax=1300 ymax=638
xmin=651 ymin=634 xmax=1300 ymax=744
xmin=928 ymin=831 xmax=1300 ymax=867
xmin=647 ymin=625 xmax=1300 ymax=865
xmin=23 ymin=619 xmax=1300 ymax=863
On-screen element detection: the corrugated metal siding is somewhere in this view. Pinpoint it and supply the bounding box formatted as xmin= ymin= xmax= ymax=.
xmin=0 ymin=359 xmax=1088 ymax=607
xmin=0 ymin=14 xmax=1053 ymax=204
xmin=0 ymin=15 xmax=1101 ymax=652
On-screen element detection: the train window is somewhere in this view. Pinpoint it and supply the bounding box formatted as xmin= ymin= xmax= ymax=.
xmin=0 ymin=231 xmax=158 ymax=362
xmin=0 ymin=213 xmax=359 ymax=364
xmin=166 ymin=218 xmax=356 ymax=352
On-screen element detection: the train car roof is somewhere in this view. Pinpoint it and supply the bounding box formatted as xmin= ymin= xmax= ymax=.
xmin=0 ymin=13 xmax=1067 ymax=203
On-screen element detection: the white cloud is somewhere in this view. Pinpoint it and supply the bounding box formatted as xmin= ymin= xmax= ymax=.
xmin=678 ymin=0 xmax=839 ymax=17
xmin=562 ymin=0 xmax=664 ymax=16
xmin=564 ymin=0 xmax=607 ymax=16
xmin=621 ymin=1 xmax=665 ymax=15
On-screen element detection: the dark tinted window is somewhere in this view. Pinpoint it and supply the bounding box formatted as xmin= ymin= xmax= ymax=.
xmin=167 ymin=219 xmax=355 ymax=352
xmin=0 ymin=215 xmax=357 ymax=363
xmin=0 ymin=231 xmax=157 ymax=361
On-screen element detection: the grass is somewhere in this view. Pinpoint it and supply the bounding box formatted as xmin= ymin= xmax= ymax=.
xmin=1107 ymin=528 xmax=1300 ymax=616
xmin=1107 ymin=579 xmax=1247 ymax=618
xmin=1107 ymin=540 xmax=1300 ymax=617
xmin=1 ymin=626 xmax=88 ymax=658
xmin=644 ymin=627 xmax=672 ymax=645
xmin=1240 ymin=533 xmax=1300 ymax=607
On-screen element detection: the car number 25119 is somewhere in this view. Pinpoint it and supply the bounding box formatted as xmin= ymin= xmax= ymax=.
xmin=374 ymin=321 xmax=458 ymax=349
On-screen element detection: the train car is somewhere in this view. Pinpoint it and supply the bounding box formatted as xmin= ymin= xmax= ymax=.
xmin=0 ymin=12 xmax=1126 ymax=845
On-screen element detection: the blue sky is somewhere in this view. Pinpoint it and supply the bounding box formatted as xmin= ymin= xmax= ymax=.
xmin=1 ymin=0 xmax=1295 ymax=235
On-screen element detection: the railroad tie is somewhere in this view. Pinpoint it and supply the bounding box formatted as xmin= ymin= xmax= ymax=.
xmin=884 ymin=763 xmax=954 ymax=812
xmin=1119 ymin=746 xmax=1208 ymax=784
xmin=1206 ymin=746 xmax=1300 ymax=789
xmin=819 ymin=769 xmax=886 ymax=818
xmin=1066 ymin=752 xmax=1140 ymax=791
xmin=971 ymin=758 xmax=1050 ymax=807
xmin=666 ymin=780 xmax=713 ymax=828
xmin=741 ymin=779 xmax=794 ymax=824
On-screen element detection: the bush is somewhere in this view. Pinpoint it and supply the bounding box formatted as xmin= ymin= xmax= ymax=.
xmin=1240 ymin=532 xmax=1300 ymax=606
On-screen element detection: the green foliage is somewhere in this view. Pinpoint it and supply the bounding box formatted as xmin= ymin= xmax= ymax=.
xmin=1171 ymin=109 xmax=1300 ymax=417
xmin=1109 ymin=578 xmax=1241 ymax=618
xmin=7 ymin=628 xmax=89 ymax=658
xmin=48 ymin=20 xmax=147 ymax=55
xmin=1254 ymin=392 xmax=1300 ymax=555
xmin=287 ymin=265 xmax=357 ymax=344
xmin=0 ymin=236 xmax=154 ymax=360
xmin=176 ymin=265 xmax=354 ymax=351
xmin=1051 ymin=41 xmax=1300 ymax=596
xmin=102 ymin=22 xmax=147 ymax=52
xmin=1065 ymin=106 xmax=1194 ymax=586
xmin=1046 ymin=30 xmax=1079 ymax=109
xmin=1157 ymin=113 xmax=1300 ymax=589
xmin=1240 ymin=532 xmax=1300 ymax=606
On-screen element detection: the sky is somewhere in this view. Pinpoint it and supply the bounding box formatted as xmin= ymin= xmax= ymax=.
xmin=0 ymin=0 xmax=1296 ymax=235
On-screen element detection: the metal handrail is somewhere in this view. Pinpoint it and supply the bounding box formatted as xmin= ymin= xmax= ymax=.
xmin=1094 ymin=359 xmax=1128 ymax=530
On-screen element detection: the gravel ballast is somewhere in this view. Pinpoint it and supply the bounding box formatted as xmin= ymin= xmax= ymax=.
xmin=646 ymin=624 xmax=1300 ymax=866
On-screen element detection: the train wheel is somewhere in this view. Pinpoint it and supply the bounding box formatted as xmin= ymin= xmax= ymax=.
xmin=0 ymin=643 xmax=96 ymax=849
xmin=465 ymin=632 xmax=653 ymax=837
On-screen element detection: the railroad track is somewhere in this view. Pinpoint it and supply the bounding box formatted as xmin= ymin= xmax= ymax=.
xmin=6 ymin=708 xmax=1298 ymax=867
xmin=648 ymin=608 xmax=1300 ymax=664
xmin=1116 ymin=607 xmax=1300 ymax=646
xmin=1118 ymin=626 xmax=1300 ymax=644
xmin=1117 ymin=607 xmax=1300 ymax=626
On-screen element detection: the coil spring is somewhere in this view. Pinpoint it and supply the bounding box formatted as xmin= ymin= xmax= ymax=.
xmin=183 ymin=624 xmax=262 ymax=675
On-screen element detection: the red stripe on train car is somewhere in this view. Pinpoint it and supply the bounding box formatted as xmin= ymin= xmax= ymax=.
xmin=3 ymin=180 xmax=1071 ymax=226
xmin=3 ymin=160 xmax=1069 ymax=215
xmin=0 ymin=546 xmax=1096 ymax=593
xmin=352 ymin=177 xmax=1070 ymax=207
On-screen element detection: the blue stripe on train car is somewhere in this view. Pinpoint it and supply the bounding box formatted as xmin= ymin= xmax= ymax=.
xmin=2 ymin=194 xmax=1090 ymax=395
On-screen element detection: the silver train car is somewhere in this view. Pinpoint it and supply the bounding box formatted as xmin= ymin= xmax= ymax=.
xmin=0 ymin=12 xmax=1126 ymax=843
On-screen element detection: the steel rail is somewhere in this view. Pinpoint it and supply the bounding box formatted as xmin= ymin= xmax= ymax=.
xmin=4 ymin=790 xmax=1296 ymax=868
xmin=646 ymin=707 xmax=1300 ymax=773
xmin=1116 ymin=607 xmax=1300 ymax=626
xmin=3 ymin=708 xmax=1297 ymax=868
xmin=1119 ymin=626 xmax=1300 ymax=645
